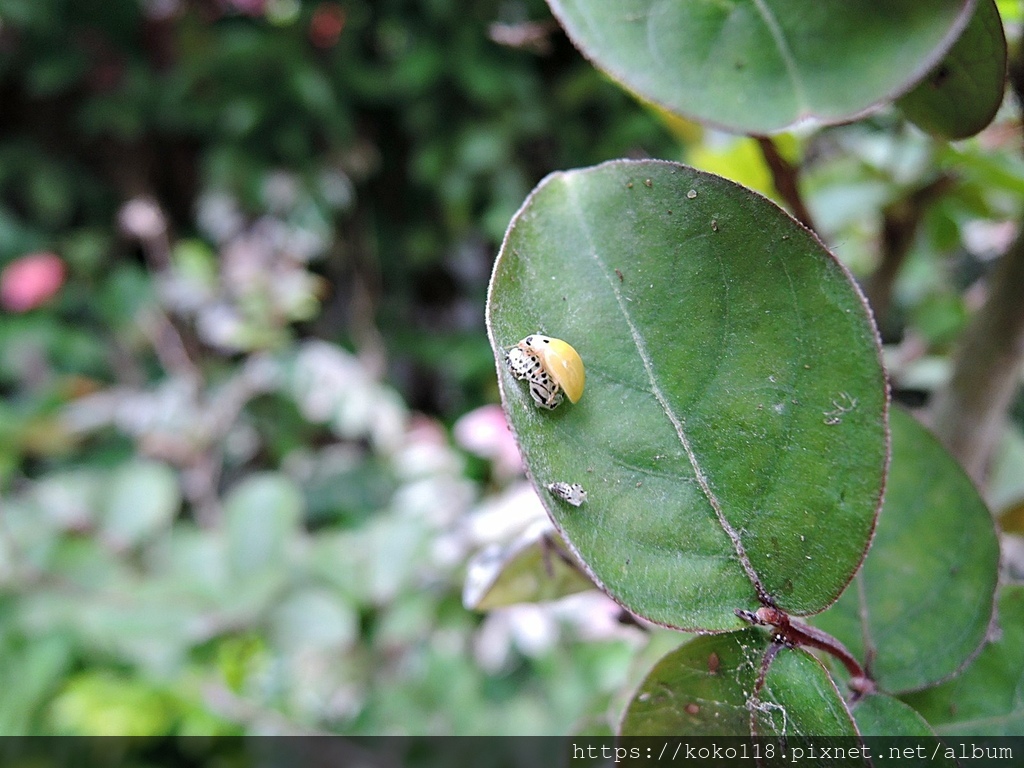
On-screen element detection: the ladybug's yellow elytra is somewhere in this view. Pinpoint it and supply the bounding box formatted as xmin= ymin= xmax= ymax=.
xmin=513 ymin=333 xmax=585 ymax=405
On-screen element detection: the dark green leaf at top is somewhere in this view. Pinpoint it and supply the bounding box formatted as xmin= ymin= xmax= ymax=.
xmin=546 ymin=0 xmax=974 ymax=134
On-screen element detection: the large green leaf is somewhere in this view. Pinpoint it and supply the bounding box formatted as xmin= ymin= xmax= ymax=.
xmin=812 ymin=408 xmax=999 ymax=692
xmin=620 ymin=631 xmax=861 ymax=741
xmin=897 ymin=0 xmax=1007 ymax=140
xmin=546 ymin=0 xmax=974 ymax=134
xmin=902 ymin=585 xmax=1024 ymax=736
xmin=487 ymin=160 xmax=887 ymax=631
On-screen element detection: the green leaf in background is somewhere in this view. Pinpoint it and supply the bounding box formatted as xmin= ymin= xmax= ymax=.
xmin=488 ymin=160 xmax=887 ymax=631
xmin=463 ymin=527 xmax=595 ymax=611
xmin=620 ymin=630 xmax=861 ymax=740
xmin=224 ymin=472 xmax=303 ymax=580
xmin=0 ymin=635 xmax=72 ymax=735
xmin=48 ymin=670 xmax=177 ymax=736
xmin=902 ymin=585 xmax=1024 ymax=736
xmin=897 ymin=0 xmax=1007 ymax=140
xmin=851 ymin=693 xmax=955 ymax=766
xmin=100 ymin=461 xmax=181 ymax=549
xmin=545 ymin=0 xmax=974 ymax=134
xmin=812 ymin=407 xmax=999 ymax=693
xmin=270 ymin=587 xmax=357 ymax=653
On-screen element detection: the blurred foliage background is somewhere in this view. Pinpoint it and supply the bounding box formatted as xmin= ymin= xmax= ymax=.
xmin=0 ymin=0 xmax=1022 ymax=736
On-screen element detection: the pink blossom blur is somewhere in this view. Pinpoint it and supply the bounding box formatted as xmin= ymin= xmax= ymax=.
xmin=454 ymin=404 xmax=523 ymax=479
xmin=1 ymin=252 xmax=66 ymax=312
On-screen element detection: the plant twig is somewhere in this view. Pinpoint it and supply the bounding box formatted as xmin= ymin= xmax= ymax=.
xmin=929 ymin=230 xmax=1024 ymax=480
xmin=929 ymin=35 xmax=1024 ymax=482
xmin=737 ymin=606 xmax=874 ymax=699
xmin=755 ymin=135 xmax=818 ymax=232
xmin=864 ymin=174 xmax=956 ymax=337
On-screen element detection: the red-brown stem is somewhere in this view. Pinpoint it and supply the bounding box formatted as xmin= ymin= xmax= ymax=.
xmin=738 ymin=607 xmax=873 ymax=696
xmin=754 ymin=135 xmax=818 ymax=233
xmin=865 ymin=174 xmax=956 ymax=336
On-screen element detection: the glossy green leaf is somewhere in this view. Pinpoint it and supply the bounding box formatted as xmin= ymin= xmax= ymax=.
xmin=487 ymin=159 xmax=887 ymax=630
xmin=898 ymin=0 xmax=1007 ymax=140
xmin=620 ymin=630 xmax=861 ymax=740
xmin=851 ymin=695 xmax=955 ymax=766
xmin=463 ymin=528 xmax=595 ymax=611
xmin=902 ymin=585 xmax=1024 ymax=736
xmin=100 ymin=461 xmax=181 ymax=549
xmin=812 ymin=408 xmax=999 ymax=692
xmin=755 ymin=647 xmax=863 ymax=744
xmin=853 ymin=692 xmax=942 ymax=737
xmin=546 ymin=0 xmax=973 ymax=134
xmin=224 ymin=472 xmax=303 ymax=580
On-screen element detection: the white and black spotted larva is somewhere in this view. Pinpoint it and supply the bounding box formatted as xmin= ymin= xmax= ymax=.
xmin=505 ymin=344 xmax=564 ymax=409
xmin=546 ymin=481 xmax=587 ymax=507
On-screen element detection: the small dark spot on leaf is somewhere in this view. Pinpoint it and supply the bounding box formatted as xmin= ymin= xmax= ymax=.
xmin=685 ymin=703 xmax=700 ymax=715
xmin=667 ymin=209 xmax=672 ymax=215
xmin=932 ymin=64 xmax=951 ymax=87
xmin=735 ymin=60 xmax=745 ymax=70
xmin=708 ymin=652 xmax=720 ymax=674
xmin=615 ymin=268 xmax=624 ymax=282
xmin=783 ymin=578 xmax=794 ymax=594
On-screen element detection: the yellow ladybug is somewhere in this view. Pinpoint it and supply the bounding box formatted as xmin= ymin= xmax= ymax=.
xmin=504 ymin=333 xmax=585 ymax=409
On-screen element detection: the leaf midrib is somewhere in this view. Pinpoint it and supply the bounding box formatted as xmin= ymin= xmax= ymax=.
xmin=750 ymin=0 xmax=808 ymax=112
xmin=564 ymin=168 xmax=770 ymax=605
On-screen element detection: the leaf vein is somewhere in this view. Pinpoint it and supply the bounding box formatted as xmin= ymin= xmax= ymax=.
xmin=751 ymin=0 xmax=808 ymax=112
xmin=565 ymin=175 xmax=771 ymax=605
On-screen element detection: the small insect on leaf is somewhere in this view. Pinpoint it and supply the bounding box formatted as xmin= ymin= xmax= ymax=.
xmin=518 ymin=334 xmax=585 ymax=404
xmin=547 ymin=481 xmax=588 ymax=507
